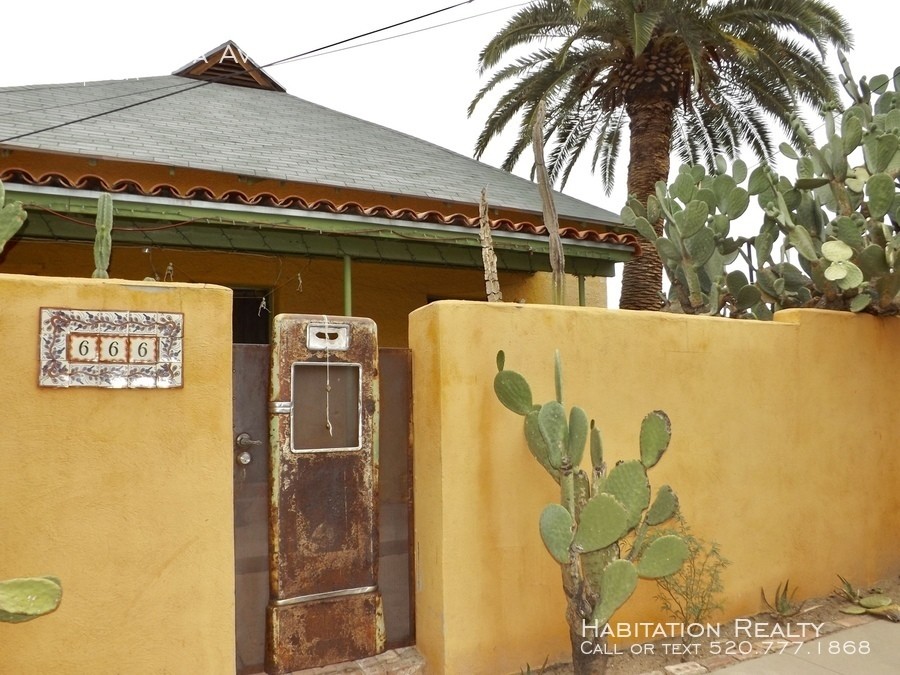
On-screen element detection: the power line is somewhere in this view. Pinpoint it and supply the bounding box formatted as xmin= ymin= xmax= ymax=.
xmin=283 ymin=2 xmax=526 ymax=64
xmin=0 ymin=80 xmax=210 ymax=143
xmin=262 ymin=0 xmax=477 ymax=71
xmin=1 ymin=0 xmax=517 ymax=124
xmin=0 ymin=80 xmax=204 ymax=120
xmin=0 ymin=0 xmax=479 ymax=145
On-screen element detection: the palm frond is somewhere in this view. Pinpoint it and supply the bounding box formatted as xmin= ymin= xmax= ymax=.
xmin=471 ymin=0 xmax=851 ymax=196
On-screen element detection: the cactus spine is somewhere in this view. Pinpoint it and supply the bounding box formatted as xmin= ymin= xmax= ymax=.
xmin=92 ymin=193 xmax=114 ymax=279
xmin=495 ymin=351 xmax=688 ymax=673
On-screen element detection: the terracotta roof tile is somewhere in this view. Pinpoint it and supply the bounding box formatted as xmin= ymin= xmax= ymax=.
xmin=1 ymin=167 xmax=639 ymax=252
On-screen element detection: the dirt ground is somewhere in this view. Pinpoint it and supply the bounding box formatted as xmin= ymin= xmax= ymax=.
xmin=538 ymin=575 xmax=900 ymax=674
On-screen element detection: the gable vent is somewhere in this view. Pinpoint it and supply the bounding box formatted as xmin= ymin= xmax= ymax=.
xmin=173 ymin=41 xmax=285 ymax=92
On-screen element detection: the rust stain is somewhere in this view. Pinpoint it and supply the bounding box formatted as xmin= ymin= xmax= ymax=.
xmin=266 ymin=592 xmax=384 ymax=673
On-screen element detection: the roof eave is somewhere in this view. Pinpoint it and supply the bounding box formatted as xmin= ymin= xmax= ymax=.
xmin=5 ymin=184 xmax=636 ymax=276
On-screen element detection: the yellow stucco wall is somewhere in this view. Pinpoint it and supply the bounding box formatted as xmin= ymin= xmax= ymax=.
xmin=409 ymin=301 xmax=900 ymax=674
xmin=0 ymin=273 xmax=235 ymax=674
xmin=0 ymin=240 xmax=606 ymax=347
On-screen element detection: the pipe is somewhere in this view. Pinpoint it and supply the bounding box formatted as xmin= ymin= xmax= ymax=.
xmin=343 ymin=255 xmax=352 ymax=316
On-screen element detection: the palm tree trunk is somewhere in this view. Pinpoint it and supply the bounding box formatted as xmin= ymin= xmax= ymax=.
xmin=618 ymin=100 xmax=674 ymax=311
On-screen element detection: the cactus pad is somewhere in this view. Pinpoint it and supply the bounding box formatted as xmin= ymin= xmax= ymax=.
xmin=0 ymin=202 xmax=28 ymax=254
xmin=603 ymin=460 xmax=650 ymax=529
xmin=867 ymin=173 xmax=896 ymax=220
xmin=646 ymin=485 xmax=679 ymax=526
xmin=735 ymin=285 xmax=762 ymax=312
xmin=573 ymin=493 xmax=628 ymax=553
xmin=539 ymin=401 xmax=569 ymax=469
xmin=725 ymin=187 xmax=750 ymax=219
xmin=636 ymin=535 xmax=690 ymax=579
xmin=850 ymin=293 xmax=873 ymax=312
xmin=524 ymin=410 xmax=558 ymax=479
xmin=539 ymin=504 xmax=574 ymax=564
xmin=679 ymin=200 xmax=709 ymax=238
xmin=859 ymin=594 xmax=892 ymax=609
xmin=567 ymin=406 xmax=589 ymax=467
xmin=592 ymin=559 xmax=638 ymax=625
xmin=590 ymin=423 xmax=603 ymax=471
xmin=822 ymin=240 xmax=853 ymax=263
xmin=840 ymin=604 xmax=868 ymax=615
xmin=494 ymin=369 xmax=534 ymax=415
xmin=0 ymin=576 xmax=62 ymax=623
xmin=639 ymin=410 xmax=671 ymax=468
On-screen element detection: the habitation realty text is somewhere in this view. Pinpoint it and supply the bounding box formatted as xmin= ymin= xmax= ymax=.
xmin=580 ymin=619 xmax=830 ymax=656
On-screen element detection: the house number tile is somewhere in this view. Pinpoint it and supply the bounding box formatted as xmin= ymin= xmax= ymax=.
xmin=40 ymin=308 xmax=183 ymax=389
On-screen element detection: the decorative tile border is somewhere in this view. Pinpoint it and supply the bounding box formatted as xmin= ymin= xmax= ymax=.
xmin=39 ymin=308 xmax=183 ymax=388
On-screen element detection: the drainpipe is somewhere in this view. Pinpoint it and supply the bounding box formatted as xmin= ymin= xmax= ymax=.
xmin=343 ymin=255 xmax=352 ymax=316
xmin=578 ymin=275 xmax=586 ymax=307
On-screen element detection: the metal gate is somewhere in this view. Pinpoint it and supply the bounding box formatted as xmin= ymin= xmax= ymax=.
xmin=233 ymin=344 xmax=270 ymax=675
xmin=232 ymin=335 xmax=413 ymax=674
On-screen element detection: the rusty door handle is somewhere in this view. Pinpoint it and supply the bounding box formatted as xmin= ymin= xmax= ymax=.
xmin=236 ymin=432 xmax=263 ymax=448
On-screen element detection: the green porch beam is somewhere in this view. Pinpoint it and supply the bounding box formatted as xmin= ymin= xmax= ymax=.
xmin=6 ymin=187 xmax=635 ymax=277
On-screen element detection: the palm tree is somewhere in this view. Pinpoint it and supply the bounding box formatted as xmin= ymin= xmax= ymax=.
xmin=470 ymin=0 xmax=851 ymax=310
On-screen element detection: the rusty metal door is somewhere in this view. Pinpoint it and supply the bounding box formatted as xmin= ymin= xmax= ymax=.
xmin=266 ymin=315 xmax=383 ymax=673
xmin=233 ymin=344 xmax=271 ymax=675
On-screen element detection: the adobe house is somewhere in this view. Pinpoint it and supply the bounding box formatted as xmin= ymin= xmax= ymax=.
xmin=0 ymin=42 xmax=636 ymax=673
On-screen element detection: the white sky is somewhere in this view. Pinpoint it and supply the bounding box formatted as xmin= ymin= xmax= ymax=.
xmin=4 ymin=0 xmax=895 ymax=306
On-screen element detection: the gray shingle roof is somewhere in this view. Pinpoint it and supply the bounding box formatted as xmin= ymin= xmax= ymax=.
xmin=0 ymin=75 xmax=620 ymax=225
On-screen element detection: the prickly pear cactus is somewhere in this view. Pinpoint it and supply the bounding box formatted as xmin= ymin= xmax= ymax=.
xmin=621 ymin=162 xmax=760 ymax=317
xmin=92 ymin=193 xmax=114 ymax=279
xmin=495 ymin=351 xmax=689 ymax=663
xmin=0 ymin=576 xmax=62 ymax=623
xmin=840 ymin=593 xmax=900 ymax=622
xmin=0 ymin=180 xmax=28 ymax=255
xmin=629 ymin=56 xmax=900 ymax=317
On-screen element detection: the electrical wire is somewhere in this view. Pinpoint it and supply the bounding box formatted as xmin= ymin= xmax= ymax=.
xmin=0 ymin=80 xmax=207 ymax=119
xmin=283 ymin=2 xmax=527 ymax=64
xmin=0 ymin=80 xmax=211 ymax=143
xmin=0 ymin=0 xmax=479 ymax=144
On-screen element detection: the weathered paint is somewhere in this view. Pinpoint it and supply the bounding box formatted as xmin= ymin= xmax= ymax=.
xmin=409 ymin=301 xmax=900 ymax=674
xmin=266 ymin=593 xmax=384 ymax=669
xmin=267 ymin=315 xmax=383 ymax=672
xmin=0 ymin=272 xmax=234 ymax=674
xmin=0 ymin=240 xmax=606 ymax=347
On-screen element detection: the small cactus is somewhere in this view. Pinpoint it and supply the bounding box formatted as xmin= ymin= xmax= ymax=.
xmin=495 ymin=351 xmax=689 ymax=658
xmin=836 ymin=576 xmax=900 ymax=622
xmin=92 ymin=193 xmax=114 ymax=279
xmin=761 ymin=580 xmax=806 ymax=620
